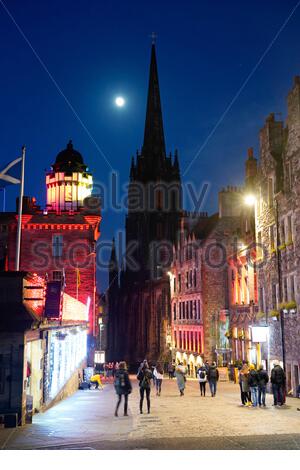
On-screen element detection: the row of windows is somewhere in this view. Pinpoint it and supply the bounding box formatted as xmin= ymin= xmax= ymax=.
xmin=259 ymin=274 xmax=297 ymax=312
xmin=257 ymin=214 xmax=294 ymax=259
xmin=173 ymin=330 xmax=202 ymax=353
xmin=174 ymin=269 xmax=198 ymax=292
xmin=173 ymin=299 xmax=201 ymax=321
xmin=175 ymin=244 xmax=199 ymax=263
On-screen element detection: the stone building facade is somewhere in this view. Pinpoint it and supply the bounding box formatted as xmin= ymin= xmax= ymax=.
xmin=170 ymin=203 xmax=242 ymax=371
xmin=254 ymin=77 xmax=300 ymax=394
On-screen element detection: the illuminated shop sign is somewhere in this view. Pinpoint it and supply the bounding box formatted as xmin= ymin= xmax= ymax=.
xmin=251 ymin=326 xmax=268 ymax=343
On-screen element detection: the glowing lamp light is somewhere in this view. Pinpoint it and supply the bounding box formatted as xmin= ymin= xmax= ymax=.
xmin=244 ymin=194 xmax=256 ymax=206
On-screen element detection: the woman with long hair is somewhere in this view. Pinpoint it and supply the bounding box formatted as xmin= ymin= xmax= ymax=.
xmin=114 ymin=361 xmax=132 ymax=417
xmin=137 ymin=360 xmax=153 ymax=414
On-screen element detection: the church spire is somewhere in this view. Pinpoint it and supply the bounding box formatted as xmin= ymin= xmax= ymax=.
xmin=142 ymin=43 xmax=166 ymax=160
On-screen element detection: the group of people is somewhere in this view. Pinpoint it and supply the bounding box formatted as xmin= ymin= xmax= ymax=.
xmin=112 ymin=359 xmax=223 ymax=417
xmin=238 ymin=360 xmax=286 ymax=408
xmin=88 ymin=358 xmax=294 ymax=417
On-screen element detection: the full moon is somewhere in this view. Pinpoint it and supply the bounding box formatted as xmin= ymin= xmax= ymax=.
xmin=115 ymin=96 xmax=125 ymax=107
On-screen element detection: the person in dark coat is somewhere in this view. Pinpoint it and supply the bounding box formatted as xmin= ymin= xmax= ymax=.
xmin=197 ymin=365 xmax=207 ymax=397
xmin=114 ymin=361 xmax=132 ymax=417
xmin=271 ymin=361 xmax=286 ymax=406
xmin=248 ymin=364 xmax=259 ymax=407
xmin=137 ymin=360 xmax=153 ymax=414
xmin=207 ymin=362 xmax=219 ymax=397
xmin=257 ymin=365 xmax=269 ymax=407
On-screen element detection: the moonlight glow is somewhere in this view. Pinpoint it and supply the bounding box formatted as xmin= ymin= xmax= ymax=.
xmin=115 ymin=96 xmax=125 ymax=107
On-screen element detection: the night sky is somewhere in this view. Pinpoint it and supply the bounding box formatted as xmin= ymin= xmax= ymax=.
xmin=1 ymin=0 xmax=300 ymax=289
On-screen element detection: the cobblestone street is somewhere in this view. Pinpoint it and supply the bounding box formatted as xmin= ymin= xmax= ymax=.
xmin=1 ymin=378 xmax=300 ymax=450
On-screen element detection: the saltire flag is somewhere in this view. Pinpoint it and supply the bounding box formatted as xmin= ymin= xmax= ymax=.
xmin=0 ymin=157 xmax=22 ymax=188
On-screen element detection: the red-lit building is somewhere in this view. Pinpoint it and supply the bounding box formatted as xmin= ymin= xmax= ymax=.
xmin=0 ymin=141 xmax=101 ymax=346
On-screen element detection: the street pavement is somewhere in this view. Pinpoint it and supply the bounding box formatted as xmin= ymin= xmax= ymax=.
xmin=1 ymin=378 xmax=300 ymax=450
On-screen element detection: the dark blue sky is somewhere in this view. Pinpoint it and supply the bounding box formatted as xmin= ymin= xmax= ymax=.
xmin=1 ymin=0 xmax=300 ymax=289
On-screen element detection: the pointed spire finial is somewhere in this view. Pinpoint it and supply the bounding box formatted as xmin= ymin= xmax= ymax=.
xmin=142 ymin=40 xmax=166 ymax=160
xmin=149 ymin=32 xmax=157 ymax=45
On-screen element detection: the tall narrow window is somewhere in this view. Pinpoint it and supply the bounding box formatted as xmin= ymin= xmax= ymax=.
xmin=173 ymin=303 xmax=177 ymax=321
xmin=287 ymin=215 xmax=293 ymax=244
xmin=272 ymin=284 xmax=277 ymax=310
xmin=52 ymin=234 xmax=63 ymax=257
xmin=290 ymin=275 xmax=295 ymax=301
xmin=194 ymin=269 xmax=197 ymax=287
xmin=178 ymin=274 xmax=181 ymax=292
xmin=283 ymin=278 xmax=288 ymax=302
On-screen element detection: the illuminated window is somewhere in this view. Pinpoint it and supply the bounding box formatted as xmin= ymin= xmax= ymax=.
xmin=52 ymin=235 xmax=63 ymax=257
xmin=65 ymin=184 xmax=72 ymax=203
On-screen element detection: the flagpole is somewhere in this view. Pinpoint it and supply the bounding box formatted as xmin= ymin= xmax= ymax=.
xmin=76 ymin=263 xmax=79 ymax=300
xmin=15 ymin=146 xmax=25 ymax=271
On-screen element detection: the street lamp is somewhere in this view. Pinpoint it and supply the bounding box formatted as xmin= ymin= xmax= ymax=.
xmin=244 ymin=194 xmax=256 ymax=207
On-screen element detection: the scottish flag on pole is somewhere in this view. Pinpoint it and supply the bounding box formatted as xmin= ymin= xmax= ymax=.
xmin=0 ymin=157 xmax=22 ymax=188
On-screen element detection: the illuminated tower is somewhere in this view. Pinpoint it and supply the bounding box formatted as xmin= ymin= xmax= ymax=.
xmin=46 ymin=140 xmax=93 ymax=213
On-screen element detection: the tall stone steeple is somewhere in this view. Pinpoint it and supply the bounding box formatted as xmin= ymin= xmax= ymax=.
xmin=124 ymin=43 xmax=182 ymax=282
xmin=142 ymin=44 xmax=166 ymax=162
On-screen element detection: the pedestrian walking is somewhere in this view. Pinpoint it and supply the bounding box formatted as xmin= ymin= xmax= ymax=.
xmin=240 ymin=364 xmax=251 ymax=406
xmin=168 ymin=362 xmax=175 ymax=379
xmin=153 ymin=364 xmax=164 ymax=396
xmin=197 ymin=364 xmax=207 ymax=396
xmin=248 ymin=364 xmax=259 ymax=407
xmin=207 ymin=362 xmax=219 ymax=397
xmin=271 ymin=360 xmax=286 ymax=406
xmin=114 ymin=361 xmax=132 ymax=417
xmin=257 ymin=364 xmax=269 ymax=407
xmin=137 ymin=360 xmax=153 ymax=414
xmin=204 ymin=361 xmax=210 ymax=373
xmin=175 ymin=362 xmax=187 ymax=396
xmin=151 ymin=365 xmax=156 ymax=388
